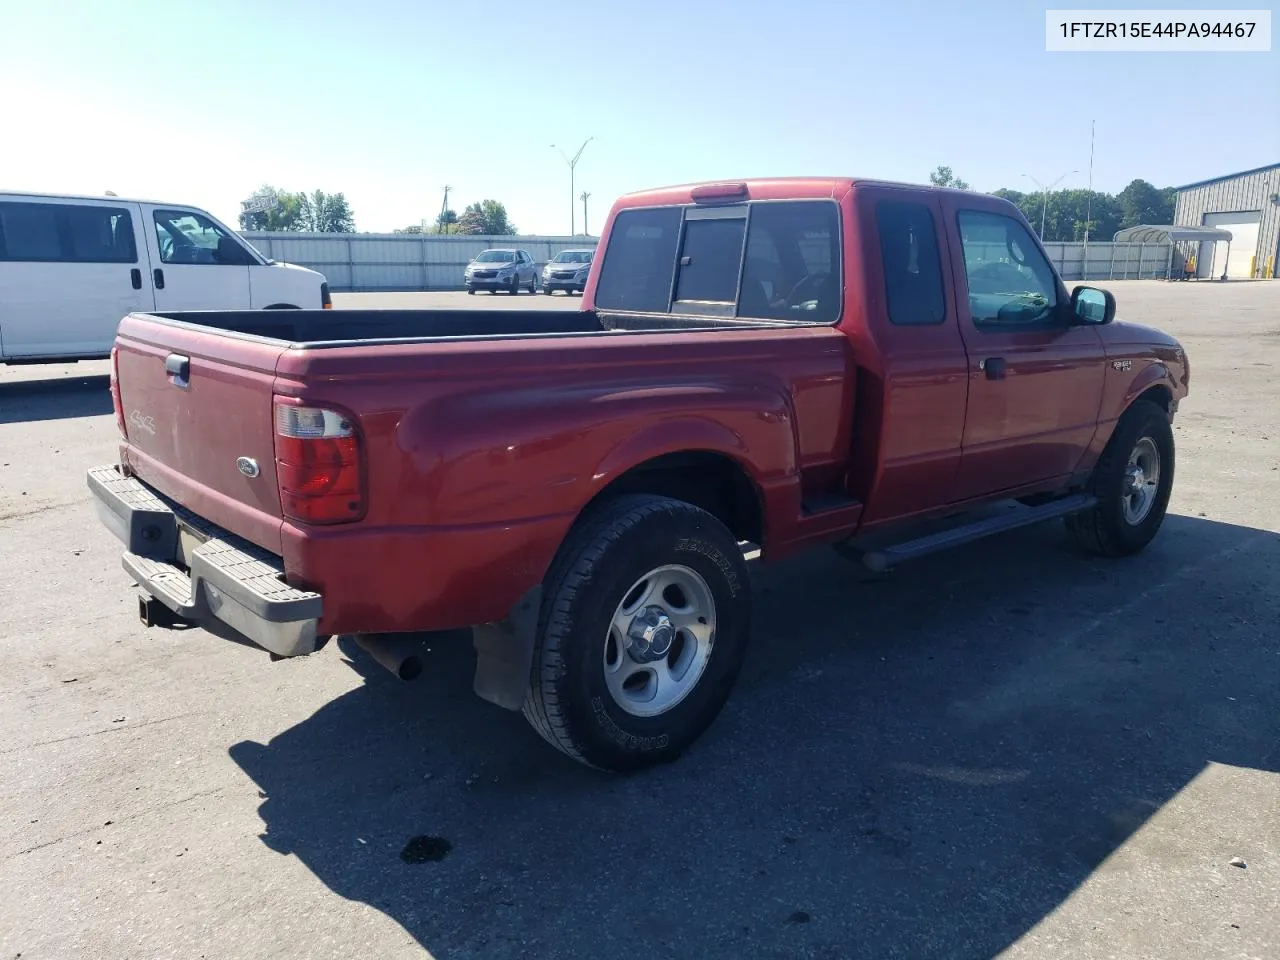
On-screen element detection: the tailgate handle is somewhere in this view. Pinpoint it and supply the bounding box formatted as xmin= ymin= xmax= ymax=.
xmin=164 ymin=353 xmax=190 ymax=386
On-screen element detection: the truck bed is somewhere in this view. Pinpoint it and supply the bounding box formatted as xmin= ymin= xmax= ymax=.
xmin=144 ymin=308 xmax=800 ymax=347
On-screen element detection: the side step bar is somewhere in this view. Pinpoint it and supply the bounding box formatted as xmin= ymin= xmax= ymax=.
xmin=860 ymin=493 xmax=1096 ymax=572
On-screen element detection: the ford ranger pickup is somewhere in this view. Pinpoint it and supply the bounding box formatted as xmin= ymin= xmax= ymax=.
xmin=87 ymin=177 xmax=1190 ymax=772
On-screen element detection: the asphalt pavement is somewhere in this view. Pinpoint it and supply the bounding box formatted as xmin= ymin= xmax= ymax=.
xmin=1 ymin=282 xmax=1278 ymax=960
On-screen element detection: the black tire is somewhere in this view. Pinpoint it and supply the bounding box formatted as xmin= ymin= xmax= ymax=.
xmin=528 ymin=275 xmax=537 ymax=294
xmin=509 ymin=275 xmax=520 ymax=295
xmin=1065 ymin=399 xmax=1174 ymax=557
xmin=523 ymin=494 xmax=752 ymax=772
xmin=466 ymin=286 xmax=475 ymax=295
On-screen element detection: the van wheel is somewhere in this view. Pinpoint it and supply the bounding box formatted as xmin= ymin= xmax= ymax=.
xmin=523 ymin=494 xmax=751 ymax=772
xmin=264 ymin=303 xmax=300 ymax=310
xmin=1065 ymin=399 xmax=1174 ymax=557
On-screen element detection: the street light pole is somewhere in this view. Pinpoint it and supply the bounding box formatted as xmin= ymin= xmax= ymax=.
xmin=1021 ymin=170 xmax=1078 ymax=239
xmin=551 ymin=137 xmax=593 ymax=235
xmin=580 ymin=191 xmax=591 ymax=236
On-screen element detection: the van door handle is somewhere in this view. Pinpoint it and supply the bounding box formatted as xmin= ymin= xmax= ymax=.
xmin=981 ymin=357 xmax=1007 ymax=381
xmin=130 ymin=268 xmax=142 ymax=290
xmin=153 ymin=268 xmax=165 ymax=290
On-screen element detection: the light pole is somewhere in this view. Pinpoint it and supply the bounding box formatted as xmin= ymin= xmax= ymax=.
xmin=580 ymin=191 xmax=591 ymax=236
xmin=551 ymin=137 xmax=592 ymax=235
xmin=1021 ymin=170 xmax=1077 ymax=239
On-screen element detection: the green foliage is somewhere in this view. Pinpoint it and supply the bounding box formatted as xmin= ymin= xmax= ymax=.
xmin=456 ymin=199 xmax=516 ymax=236
xmin=929 ymin=165 xmax=970 ymax=190
xmin=298 ymin=190 xmax=356 ymax=233
xmin=238 ymin=185 xmax=304 ymax=232
xmin=239 ymin=186 xmax=355 ymax=233
xmin=991 ymin=179 xmax=1173 ymax=242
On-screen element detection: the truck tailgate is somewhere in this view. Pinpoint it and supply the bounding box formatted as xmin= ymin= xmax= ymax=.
xmin=115 ymin=317 xmax=287 ymax=555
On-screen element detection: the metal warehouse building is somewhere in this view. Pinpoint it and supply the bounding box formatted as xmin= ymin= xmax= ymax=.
xmin=1174 ymin=162 xmax=1280 ymax=279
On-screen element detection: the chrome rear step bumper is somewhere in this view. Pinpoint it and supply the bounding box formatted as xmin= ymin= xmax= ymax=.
xmin=87 ymin=465 xmax=323 ymax=657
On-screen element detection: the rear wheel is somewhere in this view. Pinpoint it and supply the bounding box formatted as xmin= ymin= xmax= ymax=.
xmin=1065 ymin=399 xmax=1174 ymax=557
xmin=466 ymin=286 xmax=475 ymax=295
xmin=523 ymin=494 xmax=751 ymax=772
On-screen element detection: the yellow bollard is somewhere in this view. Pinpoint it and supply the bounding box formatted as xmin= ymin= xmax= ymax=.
xmin=1249 ymin=255 xmax=1257 ymax=278
xmin=1266 ymin=256 xmax=1275 ymax=280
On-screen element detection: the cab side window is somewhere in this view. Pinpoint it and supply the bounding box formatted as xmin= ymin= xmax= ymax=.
xmin=874 ymin=200 xmax=946 ymax=326
xmin=957 ymin=210 xmax=1059 ymax=328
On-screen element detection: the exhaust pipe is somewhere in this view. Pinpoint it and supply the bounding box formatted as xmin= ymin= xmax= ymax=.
xmin=354 ymin=633 xmax=424 ymax=681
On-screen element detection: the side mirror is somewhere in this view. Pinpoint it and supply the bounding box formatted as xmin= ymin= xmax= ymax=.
xmin=1071 ymin=285 xmax=1115 ymax=325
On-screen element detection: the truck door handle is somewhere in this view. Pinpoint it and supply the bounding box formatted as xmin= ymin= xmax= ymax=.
xmin=164 ymin=353 xmax=190 ymax=387
xmin=130 ymin=268 xmax=142 ymax=290
xmin=981 ymin=357 xmax=1007 ymax=381
xmin=153 ymin=268 xmax=165 ymax=290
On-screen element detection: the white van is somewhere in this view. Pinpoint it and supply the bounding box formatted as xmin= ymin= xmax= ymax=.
xmin=0 ymin=192 xmax=330 ymax=363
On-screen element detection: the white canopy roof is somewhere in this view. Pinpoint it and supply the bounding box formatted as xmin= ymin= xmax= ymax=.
xmin=1113 ymin=224 xmax=1233 ymax=243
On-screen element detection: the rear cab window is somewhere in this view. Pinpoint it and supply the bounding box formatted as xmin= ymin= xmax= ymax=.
xmin=593 ymin=199 xmax=841 ymax=323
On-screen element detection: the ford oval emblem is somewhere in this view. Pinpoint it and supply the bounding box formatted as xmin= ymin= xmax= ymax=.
xmin=236 ymin=457 xmax=260 ymax=479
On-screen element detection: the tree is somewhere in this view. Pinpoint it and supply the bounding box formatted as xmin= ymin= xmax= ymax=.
xmin=456 ymin=199 xmax=516 ymax=236
xmin=238 ymin=185 xmax=305 ymax=232
xmin=929 ymin=165 xmax=970 ymax=190
xmin=1117 ymin=179 xmax=1175 ymax=230
xmin=297 ymin=190 xmax=356 ymax=233
xmin=436 ymin=208 xmax=458 ymax=232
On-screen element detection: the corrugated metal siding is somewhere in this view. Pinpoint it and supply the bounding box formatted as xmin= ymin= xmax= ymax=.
xmin=1175 ymin=167 xmax=1280 ymax=277
xmin=242 ymin=233 xmax=598 ymax=291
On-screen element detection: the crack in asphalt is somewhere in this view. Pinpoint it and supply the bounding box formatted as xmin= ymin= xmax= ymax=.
xmin=4 ymin=784 xmax=232 ymax=862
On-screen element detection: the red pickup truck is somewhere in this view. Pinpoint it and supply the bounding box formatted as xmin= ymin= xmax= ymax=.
xmin=88 ymin=177 xmax=1190 ymax=771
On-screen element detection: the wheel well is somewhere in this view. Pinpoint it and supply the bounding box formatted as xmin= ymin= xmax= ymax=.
xmin=585 ymin=451 xmax=764 ymax=547
xmin=1135 ymin=384 xmax=1173 ymax=413
xmin=264 ymin=303 xmax=300 ymax=310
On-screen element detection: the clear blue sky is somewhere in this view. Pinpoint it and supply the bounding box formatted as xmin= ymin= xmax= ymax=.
xmin=2 ymin=0 xmax=1276 ymax=235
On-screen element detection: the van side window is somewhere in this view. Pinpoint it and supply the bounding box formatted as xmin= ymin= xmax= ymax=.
xmin=957 ymin=210 xmax=1059 ymax=328
xmin=0 ymin=203 xmax=63 ymax=261
xmin=874 ymin=200 xmax=946 ymax=326
xmin=0 ymin=202 xmax=138 ymax=263
xmin=153 ymin=210 xmax=253 ymax=266
xmin=67 ymin=207 xmax=137 ymax=263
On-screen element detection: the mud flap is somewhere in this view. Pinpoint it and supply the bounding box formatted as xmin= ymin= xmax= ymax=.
xmin=471 ymin=585 xmax=542 ymax=711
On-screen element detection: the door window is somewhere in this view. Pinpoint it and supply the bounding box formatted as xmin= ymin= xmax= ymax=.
xmin=153 ymin=209 xmax=253 ymax=266
xmin=957 ymin=210 xmax=1059 ymax=328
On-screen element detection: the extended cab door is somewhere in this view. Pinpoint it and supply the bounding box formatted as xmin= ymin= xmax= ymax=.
xmin=0 ymin=197 xmax=154 ymax=359
xmin=939 ymin=195 xmax=1105 ymax=501
xmin=142 ymin=206 xmax=252 ymax=312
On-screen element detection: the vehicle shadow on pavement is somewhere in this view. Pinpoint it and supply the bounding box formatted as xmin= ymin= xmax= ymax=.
xmin=0 ymin=375 xmax=113 ymax=425
xmin=228 ymin=513 xmax=1280 ymax=960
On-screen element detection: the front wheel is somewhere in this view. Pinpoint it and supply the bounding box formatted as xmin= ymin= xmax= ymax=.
xmin=522 ymin=494 xmax=751 ymax=772
xmin=528 ymin=275 xmax=537 ymax=294
xmin=508 ymin=275 xmax=520 ymax=295
xmin=466 ymin=286 xmax=475 ymax=295
xmin=1065 ymin=399 xmax=1175 ymax=557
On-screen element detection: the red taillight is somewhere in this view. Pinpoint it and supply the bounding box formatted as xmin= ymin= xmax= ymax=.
xmin=109 ymin=346 xmax=126 ymax=438
xmin=273 ymin=400 xmax=364 ymax=524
